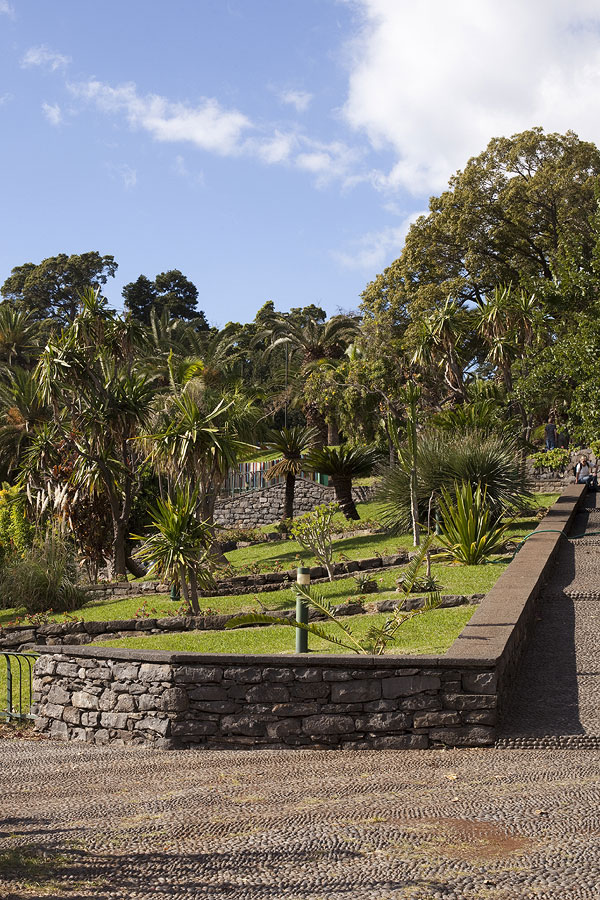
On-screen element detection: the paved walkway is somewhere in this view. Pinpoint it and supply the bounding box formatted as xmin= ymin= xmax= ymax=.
xmin=3 ymin=736 xmax=600 ymax=899
xmin=499 ymin=490 xmax=600 ymax=746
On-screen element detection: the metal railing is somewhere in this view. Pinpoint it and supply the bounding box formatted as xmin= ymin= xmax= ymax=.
xmin=1 ymin=651 xmax=38 ymax=721
xmin=221 ymin=460 xmax=327 ymax=496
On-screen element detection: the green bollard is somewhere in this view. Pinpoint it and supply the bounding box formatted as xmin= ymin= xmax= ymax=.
xmin=295 ymin=567 xmax=310 ymax=653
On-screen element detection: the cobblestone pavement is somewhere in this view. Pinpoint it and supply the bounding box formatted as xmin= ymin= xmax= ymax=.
xmin=500 ymin=491 xmax=600 ymax=745
xmin=4 ymin=737 xmax=600 ymax=899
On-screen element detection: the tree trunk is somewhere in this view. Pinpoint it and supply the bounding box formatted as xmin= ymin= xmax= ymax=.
xmin=327 ymin=421 xmax=340 ymax=446
xmin=332 ymin=475 xmax=359 ymax=520
xmin=126 ymin=555 xmax=147 ymax=579
xmin=284 ymin=472 xmax=295 ymax=521
xmin=304 ymin=405 xmax=328 ymax=447
xmin=112 ymin=520 xmax=129 ymax=581
xmin=188 ymin=568 xmax=200 ymax=615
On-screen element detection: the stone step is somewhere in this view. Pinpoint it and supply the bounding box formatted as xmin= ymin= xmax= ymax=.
xmin=497 ymin=734 xmax=600 ymax=749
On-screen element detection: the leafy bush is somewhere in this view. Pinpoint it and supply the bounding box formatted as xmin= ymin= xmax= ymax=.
xmin=0 ymin=485 xmax=34 ymax=563
xmin=529 ymin=448 xmax=571 ymax=472
xmin=352 ymin=572 xmax=379 ymax=593
xmin=0 ymin=532 xmax=88 ymax=614
xmin=438 ymin=482 xmax=509 ymax=565
xmin=218 ymin=525 xmax=265 ymax=544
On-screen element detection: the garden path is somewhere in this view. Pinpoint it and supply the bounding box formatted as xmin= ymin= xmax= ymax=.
xmin=499 ymin=489 xmax=600 ymax=746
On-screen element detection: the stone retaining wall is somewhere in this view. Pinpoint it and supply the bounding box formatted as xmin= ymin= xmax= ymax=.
xmin=32 ymin=648 xmax=496 ymax=750
xmin=214 ymin=480 xmax=374 ymax=528
xmin=31 ymin=486 xmax=586 ymax=750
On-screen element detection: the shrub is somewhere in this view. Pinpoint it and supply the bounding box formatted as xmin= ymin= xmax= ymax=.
xmin=437 ymin=481 xmax=510 ymax=565
xmin=291 ymin=503 xmax=338 ymax=581
xmin=0 ymin=532 xmax=88 ymax=614
xmin=529 ymin=448 xmax=571 ymax=473
xmin=0 ymin=485 xmax=34 ymax=564
xmin=219 ymin=525 xmax=264 ymax=544
xmin=352 ymin=572 xmax=379 ymax=593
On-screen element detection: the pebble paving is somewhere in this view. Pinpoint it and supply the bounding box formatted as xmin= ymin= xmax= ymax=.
xmin=3 ymin=738 xmax=600 ymax=899
xmin=5 ymin=493 xmax=600 ymax=898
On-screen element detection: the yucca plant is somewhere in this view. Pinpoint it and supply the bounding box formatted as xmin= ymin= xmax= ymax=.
xmin=304 ymin=445 xmax=380 ymax=520
xmin=226 ymin=535 xmax=441 ymax=655
xmin=437 ymin=481 xmax=510 ymax=565
xmin=133 ymin=489 xmax=217 ymax=614
xmin=377 ymin=428 xmax=529 ymax=533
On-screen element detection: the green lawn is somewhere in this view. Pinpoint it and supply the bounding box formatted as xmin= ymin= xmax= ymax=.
xmin=0 ymin=653 xmax=37 ymax=719
xmin=0 ymin=493 xmax=558 ymax=629
xmin=91 ymin=605 xmax=475 ymax=656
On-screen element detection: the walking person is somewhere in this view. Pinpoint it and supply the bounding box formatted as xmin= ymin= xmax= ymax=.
xmin=544 ymin=417 xmax=557 ymax=451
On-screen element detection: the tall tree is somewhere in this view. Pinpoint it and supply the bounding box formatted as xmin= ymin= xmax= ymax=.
xmin=123 ymin=269 xmax=209 ymax=326
xmin=1 ymin=252 xmax=118 ymax=323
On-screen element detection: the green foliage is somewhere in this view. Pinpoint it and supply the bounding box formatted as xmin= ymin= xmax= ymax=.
xmin=122 ymin=269 xmax=209 ymax=326
xmin=304 ymin=444 xmax=381 ymax=520
xmin=530 ymin=448 xmax=571 ymax=472
xmin=134 ymin=489 xmax=217 ymax=614
xmin=0 ymin=531 xmax=88 ymax=614
xmin=377 ymin=428 xmax=529 ymax=533
xmin=291 ymin=502 xmax=338 ymax=580
xmin=438 ymin=482 xmax=510 ymax=565
xmin=0 ymin=485 xmax=34 ymax=561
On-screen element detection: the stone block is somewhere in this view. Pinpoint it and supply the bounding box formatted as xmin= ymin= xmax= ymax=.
xmin=245 ymin=684 xmax=289 ymax=703
xmin=80 ymin=711 xmax=99 ymax=727
xmin=50 ymin=719 xmax=68 ymax=740
xmin=429 ymin=725 xmax=495 ymax=746
xmin=115 ymin=694 xmax=136 ymax=713
xmin=223 ymin=666 xmax=263 ymax=683
xmin=47 ymin=685 xmax=71 ymax=706
xmin=462 ymin=710 xmax=497 ymax=726
xmin=221 ymin=713 xmax=266 ymax=736
xmin=363 ymin=700 xmax=398 ymax=712
xmin=112 ymin=663 xmax=140 ymax=681
xmin=171 ymin=720 xmax=218 ymax=737
xmin=266 ymin=718 xmax=302 ymax=740
xmin=139 ymin=663 xmax=172 ymax=682
xmin=272 ymin=702 xmax=319 ymax=717
xmin=262 ymin=667 xmax=294 ymax=683
xmin=94 ymin=729 xmax=110 ymax=744
xmin=135 ymin=619 xmax=157 ymax=630
xmin=343 ymin=734 xmax=428 ymax=750
xmin=302 ymin=714 xmax=355 ymax=735
xmin=354 ymin=712 xmax=411 ymax=732
xmin=136 ymin=716 xmax=170 ymax=736
xmin=99 ymin=690 xmax=118 ymax=711
xmin=290 ymin=682 xmax=329 ymax=700
xmin=34 ymin=656 xmax=56 ymax=677
xmin=331 ymin=680 xmax=381 ymax=703
xmin=162 ymin=687 xmax=189 ymax=712
xmin=461 ymin=671 xmax=497 ymax=694
xmin=382 ymin=675 xmax=441 ymax=698
xmin=84 ymin=621 xmax=108 ymax=634
xmin=55 ymin=663 xmax=79 ymax=677
xmin=157 ymin=617 xmax=186 ymax=630
xmin=72 ymin=691 xmax=99 ymax=710
xmin=412 ymin=710 xmax=461 ymax=728
xmin=442 ymin=693 xmax=496 ymax=710
xmin=43 ymin=702 xmax=64 ymax=720
xmin=188 ymin=685 xmax=228 ymax=701
xmin=86 ymin=667 xmax=111 ymax=681
xmin=178 ymin=666 xmax=223 ymax=683
xmin=137 ymin=694 xmax=160 ymax=712
xmin=321 ymin=669 xmax=353 ymax=682
xmin=101 ymin=711 xmax=130 ymax=729
xmin=191 ymin=700 xmax=240 ymax=714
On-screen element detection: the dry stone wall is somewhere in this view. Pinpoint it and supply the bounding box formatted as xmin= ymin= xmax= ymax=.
xmin=214 ymin=480 xmax=374 ymax=528
xmin=32 ymin=648 xmax=497 ymax=750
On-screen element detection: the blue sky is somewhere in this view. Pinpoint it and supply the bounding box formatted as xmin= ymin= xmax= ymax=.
xmin=2 ymin=1 xmax=600 ymax=326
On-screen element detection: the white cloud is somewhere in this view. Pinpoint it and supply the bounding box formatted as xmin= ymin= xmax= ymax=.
xmin=42 ymin=102 xmax=62 ymax=126
xmin=0 ymin=92 xmax=12 ymax=106
xmin=279 ymin=89 xmax=312 ymax=113
xmin=0 ymin=1 xmax=14 ymax=17
xmin=68 ymin=78 xmax=359 ymax=187
xmin=172 ymin=154 xmax=205 ymax=186
xmin=69 ymin=80 xmax=252 ymax=156
xmin=343 ymin=0 xmax=600 ymax=193
xmin=332 ymin=211 xmax=424 ymax=271
xmin=105 ymin=162 xmax=137 ymax=189
xmin=22 ymin=45 xmax=71 ymax=72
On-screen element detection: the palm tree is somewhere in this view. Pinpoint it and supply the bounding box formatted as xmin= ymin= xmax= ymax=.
xmin=410 ymin=298 xmax=471 ymax=401
xmin=304 ymin=445 xmax=380 ymax=520
xmin=0 ymin=367 xmax=50 ymax=479
xmin=263 ymin=426 xmax=319 ymax=522
xmin=0 ymin=306 xmax=40 ymax=369
xmin=259 ymin=313 xmax=360 ymax=445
